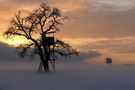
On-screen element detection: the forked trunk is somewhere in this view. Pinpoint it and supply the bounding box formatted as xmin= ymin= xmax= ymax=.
xmin=42 ymin=60 xmax=49 ymax=72
xmin=38 ymin=56 xmax=50 ymax=72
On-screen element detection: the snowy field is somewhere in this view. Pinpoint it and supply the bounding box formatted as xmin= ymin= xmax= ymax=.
xmin=0 ymin=61 xmax=135 ymax=90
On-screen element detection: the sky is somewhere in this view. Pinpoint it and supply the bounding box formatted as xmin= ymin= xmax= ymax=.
xmin=0 ymin=0 xmax=135 ymax=62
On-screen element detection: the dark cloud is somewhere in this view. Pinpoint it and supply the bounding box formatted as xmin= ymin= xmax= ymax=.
xmin=0 ymin=42 xmax=18 ymax=61
xmin=0 ymin=42 xmax=101 ymax=62
xmin=57 ymin=50 xmax=102 ymax=62
xmin=0 ymin=42 xmax=36 ymax=61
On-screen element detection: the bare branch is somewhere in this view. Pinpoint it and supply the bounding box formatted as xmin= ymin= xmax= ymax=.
xmin=4 ymin=2 xmax=77 ymax=72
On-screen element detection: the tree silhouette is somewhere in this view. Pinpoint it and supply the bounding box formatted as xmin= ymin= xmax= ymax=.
xmin=4 ymin=3 xmax=77 ymax=72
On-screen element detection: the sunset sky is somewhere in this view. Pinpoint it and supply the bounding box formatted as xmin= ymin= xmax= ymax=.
xmin=0 ymin=0 xmax=135 ymax=62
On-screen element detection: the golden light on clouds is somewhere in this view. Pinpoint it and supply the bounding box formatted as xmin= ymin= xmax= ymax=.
xmin=62 ymin=37 xmax=135 ymax=54
xmin=0 ymin=36 xmax=29 ymax=46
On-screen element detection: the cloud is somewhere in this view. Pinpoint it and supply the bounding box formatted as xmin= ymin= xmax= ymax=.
xmin=0 ymin=42 xmax=38 ymax=61
xmin=0 ymin=42 xmax=101 ymax=62
xmin=57 ymin=50 xmax=101 ymax=62
xmin=51 ymin=0 xmax=135 ymax=38
xmin=63 ymin=37 xmax=135 ymax=54
xmin=0 ymin=42 xmax=18 ymax=61
xmin=0 ymin=0 xmax=40 ymax=12
xmin=59 ymin=6 xmax=135 ymax=38
xmin=0 ymin=0 xmax=135 ymax=57
xmin=89 ymin=0 xmax=135 ymax=11
xmin=0 ymin=0 xmax=42 ymax=33
xmin=1 ymin=0 xmax=135 ymax=38
xmin=50 ymin=0 xmax=90 ymax=13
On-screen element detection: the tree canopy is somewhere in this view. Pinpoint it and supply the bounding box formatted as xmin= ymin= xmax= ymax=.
xmin=4 ymin=3 xmax=78 ymax=72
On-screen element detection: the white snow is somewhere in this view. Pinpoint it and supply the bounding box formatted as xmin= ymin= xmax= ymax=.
xmin=0 ymin=61 xmax=135 ymax=90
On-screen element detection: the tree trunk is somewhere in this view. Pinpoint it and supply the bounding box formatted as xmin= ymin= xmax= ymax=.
xmin=41 ymin=34 xmax=50 ymax=72
xmin=43 ymin=60 xmax=49 ymax=72
xmin=38 ymin=56 xmax=50 ymax=72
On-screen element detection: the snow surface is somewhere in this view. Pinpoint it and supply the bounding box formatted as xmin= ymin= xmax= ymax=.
xmin=0 ymin=61 xmax=135 ymax=90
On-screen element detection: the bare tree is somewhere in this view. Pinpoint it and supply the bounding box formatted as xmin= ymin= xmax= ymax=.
xmin=4 ymin=3 xmax=77 ymax=72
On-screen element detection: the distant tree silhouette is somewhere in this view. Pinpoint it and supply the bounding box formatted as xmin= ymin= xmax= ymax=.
xmin=4 ymin=3 xmax=78 ymax=72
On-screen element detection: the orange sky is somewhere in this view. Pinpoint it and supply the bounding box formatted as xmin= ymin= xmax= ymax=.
xmin=0 ymin=0 xmax=135 ymax=60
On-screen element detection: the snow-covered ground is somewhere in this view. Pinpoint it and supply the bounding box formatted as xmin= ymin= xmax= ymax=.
xmin=0 ymin=61 xmax=135 ymax=90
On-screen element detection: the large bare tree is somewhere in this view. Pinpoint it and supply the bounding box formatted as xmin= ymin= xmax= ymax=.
xmin=4 ymin=3 xmax=77 ymax=72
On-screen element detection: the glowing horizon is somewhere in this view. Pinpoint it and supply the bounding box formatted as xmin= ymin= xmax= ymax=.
xmin=0 ymin=36 xmax=29 ymax=46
